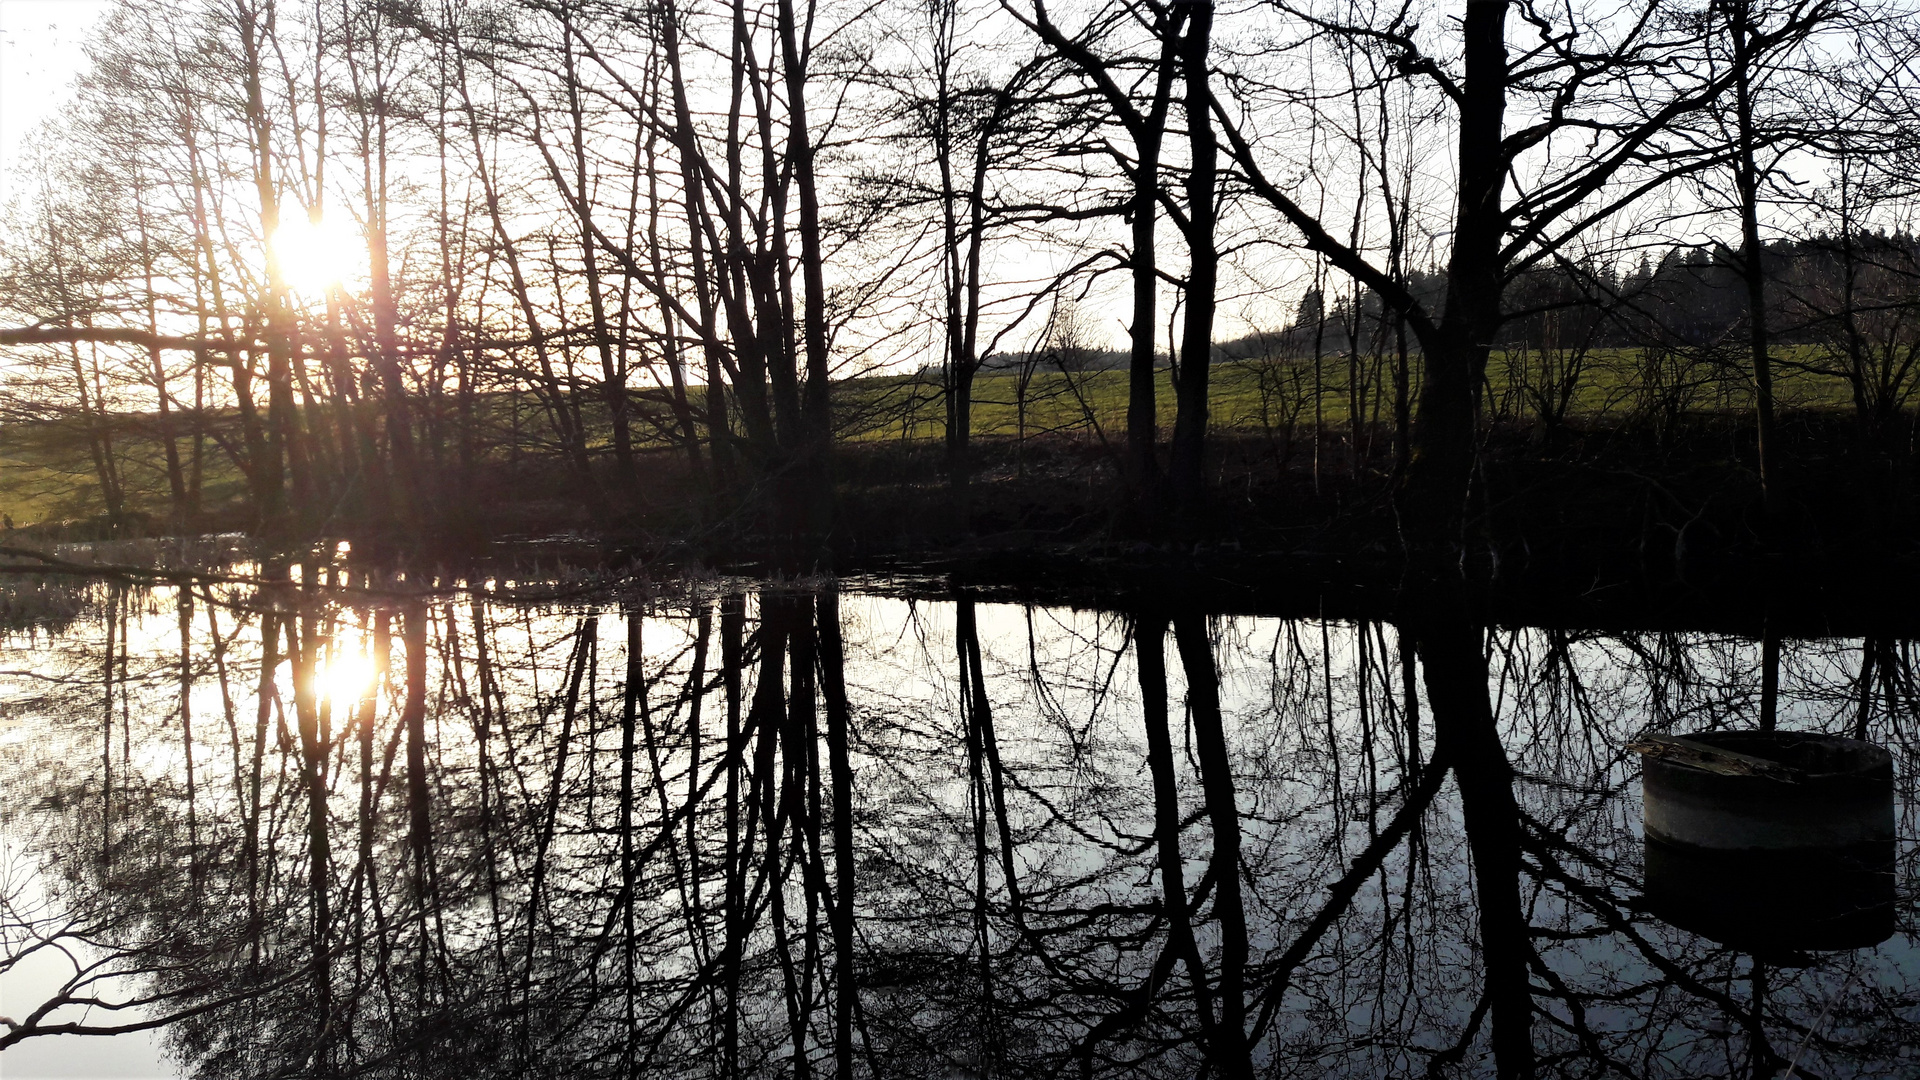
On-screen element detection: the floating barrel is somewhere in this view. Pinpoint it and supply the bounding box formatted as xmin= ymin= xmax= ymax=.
xmin=1637 ymin=731 xmax=1896 ymax=953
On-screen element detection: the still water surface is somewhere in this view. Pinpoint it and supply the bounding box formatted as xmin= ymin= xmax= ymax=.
xmin=0 ymin=565 xmax=1915 ymax=1078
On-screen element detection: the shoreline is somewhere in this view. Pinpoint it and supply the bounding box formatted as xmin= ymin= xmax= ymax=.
xmin=0 ymin=410 xmax=1912 ymax=636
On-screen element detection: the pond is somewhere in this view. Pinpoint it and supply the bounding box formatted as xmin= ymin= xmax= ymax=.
xmin=0 ymin=558 xmax=1916 ymax=1078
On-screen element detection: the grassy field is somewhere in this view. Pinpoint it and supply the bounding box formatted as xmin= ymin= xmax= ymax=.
xmin=0 ymin=419 xmax=251 ymax=528
xmin=0 ymin=345 xmax=1878 ymax=529
xmin=836 ymin=345 xmax=1864 ymax=443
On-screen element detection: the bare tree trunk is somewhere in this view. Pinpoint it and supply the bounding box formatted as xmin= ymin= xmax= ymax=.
xmin=347 ymin=6 xmax=424 ymax=531
xmin=135 ymin=173 xmax=188 ymax=522
xmin=101 ymin=589 xmax=118 ymax=865
xmin=247 ymin=605 xmax=279 ymax=967
xmin=1172 ymin=610 xmax=1249 ymax=1074
xmin=1170 ymin=4 xmax=1218 ymax=520
xmin=955 ymin=598 xmax=1002 ymax=1069
xmin=1026 ymin=6 xmax=1185 ymax=509
xmin=403 ymin=600 xmax=433 ymax=989
xmin=558 ymin=3 xmax=637 ymax=485
xmin=1410 ymin=598 xmax=1534 ymax=1080
xmin=237 ymin=0 xmax=298 ymax=537
xmin=778 ymin=0 xmax=836 ymax=552
xmin=1760 ymin=620 xmax=1781 ymax=731
xmin=816 ymin=589 xmax=856 ymax=1080
xmin=719 ymin=591 xmax=746 ymax=1079
xmin=1134 ymin=611 xmax=1220 ymax=1047
xmin=289 ymin=590 xmax=333 ymax=1068
xmin=1401 ymin=0 xmax=1511 ymax=557
xmin=620 ymin=610 xmax=642 ymax=1068
xmin=177 ymin=587 xmax=199 ymax=877
xmin=1730 ymin=0 xmax=1777 ymax=524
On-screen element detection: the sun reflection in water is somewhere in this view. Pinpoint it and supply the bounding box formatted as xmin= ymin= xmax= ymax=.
xmin=317 ymin=651 xmax=378 ymax=705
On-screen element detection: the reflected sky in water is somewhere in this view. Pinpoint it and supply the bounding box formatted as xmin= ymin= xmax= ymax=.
xmin=0 ymin=571 xmax=1916 ymax=1078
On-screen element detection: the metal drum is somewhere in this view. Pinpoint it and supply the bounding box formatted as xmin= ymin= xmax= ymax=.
xmin=1638 ymin=731 xmax=1896 ymax=953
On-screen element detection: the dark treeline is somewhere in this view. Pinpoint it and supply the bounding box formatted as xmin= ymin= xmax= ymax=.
xmin=1270 ymin=234 xmax=1920 ymax=355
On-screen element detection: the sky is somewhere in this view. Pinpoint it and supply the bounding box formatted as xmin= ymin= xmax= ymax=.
xmin=0 ymin=0 xmax=111 ymax=202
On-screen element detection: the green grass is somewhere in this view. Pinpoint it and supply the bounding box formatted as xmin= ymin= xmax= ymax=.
xmin=835 ymin=346 xmax=1871 ymax=444
xmin=0 ymin=346 xmax=1880 ymax=527
xmin=0 ymin=418 xmax=253 ymax=527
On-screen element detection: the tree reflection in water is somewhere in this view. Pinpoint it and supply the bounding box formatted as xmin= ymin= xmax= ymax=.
xmin=1 ymin=571 xmax=1917 ymax=1078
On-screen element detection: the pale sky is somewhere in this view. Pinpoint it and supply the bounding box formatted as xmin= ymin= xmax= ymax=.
xmin=0 ymin=0 xmax=111 ymax=201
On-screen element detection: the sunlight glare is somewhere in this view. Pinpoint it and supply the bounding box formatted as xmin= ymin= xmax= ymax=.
xmin=272 ymin=214 xmax=365 ymax=296
xmin=318 ymin=651 xmax=378 ymax=706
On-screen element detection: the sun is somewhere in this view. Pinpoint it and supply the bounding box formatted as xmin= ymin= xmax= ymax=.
xmin=272 ymin=214 xmax=366 ymax=296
